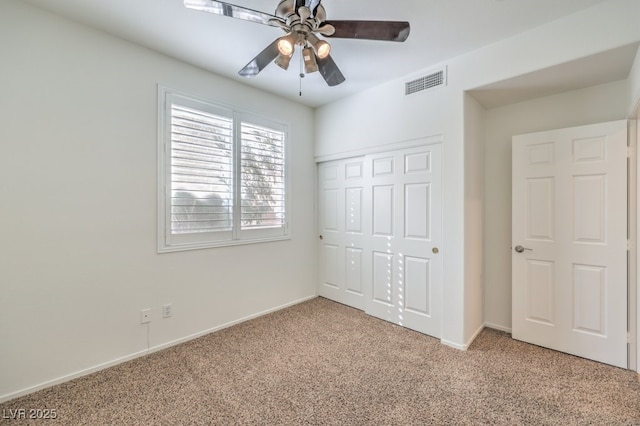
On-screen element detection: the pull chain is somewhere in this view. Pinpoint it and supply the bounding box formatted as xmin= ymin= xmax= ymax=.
xmin=299 ymin=49 xmax=304 ymax=97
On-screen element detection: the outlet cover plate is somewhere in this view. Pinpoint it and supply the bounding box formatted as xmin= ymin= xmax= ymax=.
xmin=162 ymin=304 xmax=172 ymax=318
xmin=140 ymin=308 xmax=151 ymax=324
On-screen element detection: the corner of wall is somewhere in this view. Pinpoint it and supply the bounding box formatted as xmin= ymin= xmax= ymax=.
xmin=629 ymin=45 xmax=640 ymax=115
xmin=462 ymin=93 xmax=487 ymax=344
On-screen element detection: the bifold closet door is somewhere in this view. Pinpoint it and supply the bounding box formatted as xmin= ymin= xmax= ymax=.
xmin=363 ymin=145 xmax=442 ymax=337
xmin=317 ymin=144 xmax=443 ymax=338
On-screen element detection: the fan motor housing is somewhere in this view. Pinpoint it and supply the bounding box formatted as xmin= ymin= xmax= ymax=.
xmin=275 ymin=0 xmax=295 ymax=19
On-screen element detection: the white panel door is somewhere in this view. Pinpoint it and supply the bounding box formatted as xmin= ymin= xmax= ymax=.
xmin=364 ymin=145 xmax=443 ymax=337
xmin=512 ymin=120 xmax=628 ymax=368
xmin=318 ymin=158 xmax=366 ymax=309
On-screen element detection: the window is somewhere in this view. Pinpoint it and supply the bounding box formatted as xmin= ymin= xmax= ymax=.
xmin=158 ymin=88 xmax=289 ymax=252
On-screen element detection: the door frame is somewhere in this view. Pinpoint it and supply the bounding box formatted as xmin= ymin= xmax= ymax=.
xmin=631 ymin=116 xmax=639 ymax=373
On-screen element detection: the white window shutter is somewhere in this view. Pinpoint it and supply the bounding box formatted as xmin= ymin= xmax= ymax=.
xmin=158 ymin=88 xmax=289 ymax=252
xmin=170 ymin=104 xmax=233 ymax=235
xmin=240 ymin=122 xmax=286 ymax=231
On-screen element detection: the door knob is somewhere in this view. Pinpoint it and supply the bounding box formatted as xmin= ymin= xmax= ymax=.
xmin=432 ymin=247 xmax=439 ymax=254
xmin=514 ymin=245 xmax=532 ymax=253
xmin=319 ymin=235 xmax=323 ymax=240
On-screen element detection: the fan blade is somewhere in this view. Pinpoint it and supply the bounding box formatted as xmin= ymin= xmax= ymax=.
xmin=317 ymin=54 xmax=345 ymax=87
xmin=313 ymin=3 xmax=326 ymax=22
xmin=238 ymin=39 xmax=280 ymax=77
xmin=324 ymin=20 xmax=410 ymax=42
xmin=184 ymin=0 xmax=284 ymax=27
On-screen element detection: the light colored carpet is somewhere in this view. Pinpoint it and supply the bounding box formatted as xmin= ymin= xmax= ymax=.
xmin=2 ymin=297 xmax=639 ymax=425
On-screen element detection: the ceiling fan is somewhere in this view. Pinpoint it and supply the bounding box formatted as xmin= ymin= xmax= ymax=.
xmin=184 ymin=0 xmax=410 ymax=87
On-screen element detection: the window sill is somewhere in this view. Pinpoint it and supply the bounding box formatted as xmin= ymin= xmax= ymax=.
xmin=157 ymin=235 xmax=292 ymax=254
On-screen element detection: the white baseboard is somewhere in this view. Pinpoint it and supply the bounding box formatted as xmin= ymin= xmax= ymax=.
xmin=441 ymin=323 xmax=485 ymax=351
xmin=484 ymin=322 xmax=512 ymax=333
xmin=144 ymin=295 xmax=317 ymax=355
xmin=441 ymin=339 xmax=467 ymax=350
xmin=0 ymin=295 xmax=317 ymax=404
xmin=0 ymin=349 xmax=151 ymax=404
xmin=466 ymin=324 xmax=485 ymax=348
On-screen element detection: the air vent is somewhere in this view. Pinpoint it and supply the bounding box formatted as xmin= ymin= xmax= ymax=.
xmin=405 ymin=67 xmax=446 ymax=96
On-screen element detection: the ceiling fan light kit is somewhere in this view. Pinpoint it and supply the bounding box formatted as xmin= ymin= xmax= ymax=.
xmin=274 ymin=51 xmax=293 ymax=70
xmin=277 ymin=34 xmax=296 ymax=56
xmin=302 ymin=46 xmax=319 ymax=74
xmin=308 ymin=33 xmax=330 ymax=59
xmin=184 ymin=0 xmax=410 ymax=87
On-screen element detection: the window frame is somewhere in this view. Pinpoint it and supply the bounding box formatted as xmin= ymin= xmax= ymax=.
xmin=157 ymin=86 xmax=290 ymax=253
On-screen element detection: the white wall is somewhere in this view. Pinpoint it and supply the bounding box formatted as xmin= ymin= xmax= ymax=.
xmin=316 ymin=0 xmax=640 ymax=348
xmin=636 ymin=118 xmax=640 ymax=373
xmin=463 ymin=94 xmax=486 ymax=340
xmin=482 ymin=80 xmax=630 ymax=331
xmin=0 ymin=0 xmax=316 ymax=401
xmin=629 ymin=47 xmax=640 ymax=114
xmin=629 ymin=47 xmax=640 ymax=372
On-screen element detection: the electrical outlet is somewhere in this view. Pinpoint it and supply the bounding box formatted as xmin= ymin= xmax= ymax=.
xmin=140 ymin=308 xmax=151 ymax=324
xmin=162 ymin=304 xmax=172 ymax=318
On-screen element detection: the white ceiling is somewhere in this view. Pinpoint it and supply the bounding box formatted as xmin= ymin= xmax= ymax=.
xmin=21 ymin=0 xmax=628 ymax=108
xmin=469 ymin=42 xmax=640 ymax=108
